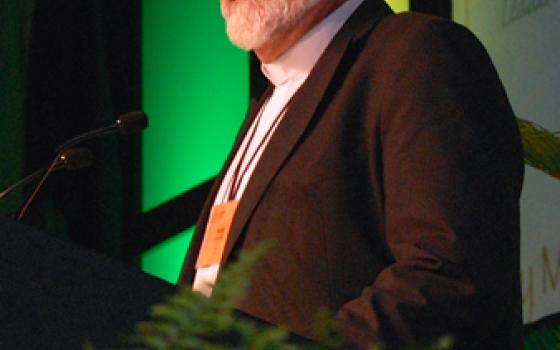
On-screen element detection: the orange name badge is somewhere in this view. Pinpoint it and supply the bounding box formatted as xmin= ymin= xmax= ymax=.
xmin=195 ymin=200 xmax=240 ymax=269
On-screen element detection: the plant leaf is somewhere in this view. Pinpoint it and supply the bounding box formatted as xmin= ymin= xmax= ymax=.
xmin=517 ymin=118 xmax=560 ymax=180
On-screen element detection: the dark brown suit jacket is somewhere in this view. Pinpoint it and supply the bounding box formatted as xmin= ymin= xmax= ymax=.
xmin=180 ymin=1 xmax=524 ymax=349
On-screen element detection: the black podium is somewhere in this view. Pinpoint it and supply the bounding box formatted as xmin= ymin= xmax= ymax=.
xmin=0 ymin=216 xmax=177 ymax=349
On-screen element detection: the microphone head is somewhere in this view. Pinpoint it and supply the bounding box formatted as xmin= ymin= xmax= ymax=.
xmin=116 ymin=112 xmax=148 ymax=134
xmin=58 ymin=148 xmax=94 ymax=171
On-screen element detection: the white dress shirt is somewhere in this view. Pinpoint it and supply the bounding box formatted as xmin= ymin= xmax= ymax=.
xmin=193 ymin=0 xmax=365 ymax=297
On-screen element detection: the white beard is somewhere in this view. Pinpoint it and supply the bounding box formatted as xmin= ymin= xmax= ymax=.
xmin=220 ymin=0 xmax=321 ymax=50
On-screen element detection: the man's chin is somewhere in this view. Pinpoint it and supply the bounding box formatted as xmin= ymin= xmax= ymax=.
xmin=222 ymin=0 xmax=312 ymax=52
xmin=225 ymin=22 xmax=274 ymax=51
xmin=226 ymin=32 xmax=268 ymax=52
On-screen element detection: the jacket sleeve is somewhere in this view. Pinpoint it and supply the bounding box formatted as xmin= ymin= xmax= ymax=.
xmin=334 ymin=17 xmax=524 ymax=350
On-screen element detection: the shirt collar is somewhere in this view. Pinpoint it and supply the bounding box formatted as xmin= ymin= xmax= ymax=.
xmin=261 ymin=0 xmax=365 ymax=87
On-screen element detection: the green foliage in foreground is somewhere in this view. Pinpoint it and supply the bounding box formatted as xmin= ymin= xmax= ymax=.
xmin=123 ymin=241 xmax=311 ymax=350
xmin=85 ymin=241 xmax=453 ymax=350
xmin=86 ymin=241 xmax=329 ymax=350
xmin=524 ymin=326 xmax=560 ymax=350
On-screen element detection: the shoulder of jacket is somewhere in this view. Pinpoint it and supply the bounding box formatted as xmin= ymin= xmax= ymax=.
xmin=372 ymin=12 xmax=478 ymax=47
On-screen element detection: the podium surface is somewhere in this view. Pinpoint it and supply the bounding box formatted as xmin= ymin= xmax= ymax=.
xmin=0 ymin=216 xmax=177 ymax=349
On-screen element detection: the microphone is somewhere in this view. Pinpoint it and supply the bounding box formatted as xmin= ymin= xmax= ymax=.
xmin=16 ymin=112 xmax=148 ymax=221
xmin=54 ymin=111 xmax=148 ymax=154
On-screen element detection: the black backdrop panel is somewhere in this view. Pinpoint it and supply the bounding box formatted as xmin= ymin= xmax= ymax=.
xmin=22 ymin=0 xmax=141 ymax=261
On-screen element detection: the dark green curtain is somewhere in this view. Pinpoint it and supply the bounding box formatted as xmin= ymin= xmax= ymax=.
xmin=0 ymin=0 xmax=34 ymax=213
xmin=1 ymin=0 xmax=141 ymax=261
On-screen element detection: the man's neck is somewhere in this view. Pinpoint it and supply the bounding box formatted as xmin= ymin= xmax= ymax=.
xmin=255 ymin=0 xmax=348 ymax=63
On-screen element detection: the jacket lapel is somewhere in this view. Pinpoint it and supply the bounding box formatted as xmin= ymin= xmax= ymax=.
xmin=221 ymin=0 xmax=393 ymax=263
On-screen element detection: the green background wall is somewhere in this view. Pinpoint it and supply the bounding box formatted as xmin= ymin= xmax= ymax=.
xmin=141 ymin=1 xmax=249 ymax=283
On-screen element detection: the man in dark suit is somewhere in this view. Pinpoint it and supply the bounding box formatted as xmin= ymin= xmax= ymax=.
xmin=180 ymin=0 xmax=524 ymax=349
